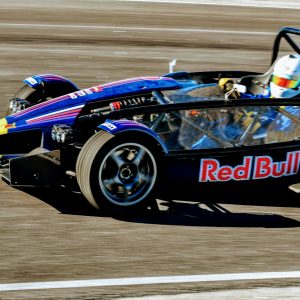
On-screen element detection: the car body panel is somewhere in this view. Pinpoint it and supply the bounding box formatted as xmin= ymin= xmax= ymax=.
xmin=1 ymin=26 xmax=300 ymax=209
xmin=1 ymin=76 xmax=180 ymax=136
xmin=99 ymin=119 xmax=169 ymax=153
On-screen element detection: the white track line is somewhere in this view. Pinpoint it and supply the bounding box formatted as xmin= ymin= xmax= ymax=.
xmin=116 ymin=0 xmax=300 ymax=9
xmin=1 ymin=271 xmax=300 ymax=292
xmin=0 ymin=22 xmax=274 ymax=36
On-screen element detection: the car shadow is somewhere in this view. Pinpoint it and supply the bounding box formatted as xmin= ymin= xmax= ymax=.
xmin=120 ymin=200 xmax=300 ymax=228
xmin=16 ymin=185 xmax=300 ymax=228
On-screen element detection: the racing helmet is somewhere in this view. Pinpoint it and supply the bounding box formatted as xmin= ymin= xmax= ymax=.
xmin=270 ymin=54 xmax=300 ymax=98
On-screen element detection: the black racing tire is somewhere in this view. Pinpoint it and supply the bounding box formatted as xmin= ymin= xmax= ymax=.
xmin=14 ymin=84 xmax=36 ymax=99
xmin=76 ymin=130 xmax=160 ymax=215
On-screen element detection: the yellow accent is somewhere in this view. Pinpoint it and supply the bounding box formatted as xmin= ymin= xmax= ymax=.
xmin=218 ymin=78 xmax=233 ymax=89
xmin=0 ymin=118 xmax=7 ymax=127
xmin=0 ymin=118 xmax=8 ymax=135
xmin=0 ymin=127 xmax=8 ymax=135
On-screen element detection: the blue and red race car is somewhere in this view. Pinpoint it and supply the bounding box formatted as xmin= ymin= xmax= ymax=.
xmin=1 ymin=26 xmax=300 ymax=215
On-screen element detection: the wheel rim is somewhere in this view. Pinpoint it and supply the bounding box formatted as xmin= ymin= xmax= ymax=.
xmin=98 ymin=142 xmax=157 ymax=206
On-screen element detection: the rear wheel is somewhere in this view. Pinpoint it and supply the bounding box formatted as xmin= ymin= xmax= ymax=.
xmin=76 ymin=131 xmax=159 ymax=214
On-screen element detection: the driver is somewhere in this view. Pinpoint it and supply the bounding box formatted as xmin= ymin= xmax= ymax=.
xmin=220 ymin=53 xmax=300 ymax=99
xmin=269 ymin=54 xmax=300 ymax=98
xmin=191 ymin=54 xmax=300 ymax=149
xmin=233 ymin=54 xmax=300 ymax=134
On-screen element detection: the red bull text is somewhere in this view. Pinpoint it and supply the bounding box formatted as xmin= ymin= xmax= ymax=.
xmin=199 ymin=151 xmax=300 ymax=182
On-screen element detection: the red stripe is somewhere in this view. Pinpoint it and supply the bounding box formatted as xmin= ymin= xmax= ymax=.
xmin=27 ymin=113 xmax=78 ymax=124
xmin=26 ymin=108 xmax=81 ymax=124
xmin=14 ymin=94 xmax=71 ymax=117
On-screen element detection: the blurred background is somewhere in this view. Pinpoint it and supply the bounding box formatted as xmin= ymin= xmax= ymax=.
xmin=1 ymin=1 xmax=300 ymax=299
xmin=1 ymin=0 xmax=300 ymax=112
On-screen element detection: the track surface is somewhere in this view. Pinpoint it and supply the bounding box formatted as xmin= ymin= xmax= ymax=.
xmin=1 ymin=1 xmax=300 ymax=299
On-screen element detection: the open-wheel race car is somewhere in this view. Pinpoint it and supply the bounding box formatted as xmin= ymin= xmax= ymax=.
xmin=1 ymin=26 xmax=300 ymax=215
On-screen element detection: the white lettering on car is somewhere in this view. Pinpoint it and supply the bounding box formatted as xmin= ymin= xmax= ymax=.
xmin=26 ymin=77 xmax=38 ymax=85
xmin=101 ymin=122 xmax=117 ymax=131
xmin=69 ymin=89 xmax=94 ymax=99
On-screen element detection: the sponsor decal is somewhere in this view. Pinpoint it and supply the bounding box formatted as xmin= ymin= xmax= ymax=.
xmin=199 ymin=151 xmax=300 ymax=182
xmin=4 ymin=123 xmax=16 ymax=129
xmin=101 ymin=122 xmax=117 ymax=131
xmin=92 ymin=86 xmax=103 ymax=92
xmin=69 ymin=88 xmax=94 ymax=99
xmin=25 ymin=76 xmax=38 ymax=85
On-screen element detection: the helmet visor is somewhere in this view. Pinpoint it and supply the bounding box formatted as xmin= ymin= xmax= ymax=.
xmin=271 ymin=74 xmax=300 ymax=89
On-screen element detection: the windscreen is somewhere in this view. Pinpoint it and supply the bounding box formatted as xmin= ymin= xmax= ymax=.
xmin=135 ymin=104 xmax=300 ymax=151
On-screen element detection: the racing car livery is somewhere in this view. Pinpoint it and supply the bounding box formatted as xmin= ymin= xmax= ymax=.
xmin=1 ymin=26 xmax=300 ymax=214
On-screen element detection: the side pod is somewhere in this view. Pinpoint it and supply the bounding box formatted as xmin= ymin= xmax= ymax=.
xmin=7 ymin=149 xmax=63 ymax=187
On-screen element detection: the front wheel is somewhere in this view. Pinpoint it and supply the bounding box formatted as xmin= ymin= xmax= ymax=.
xmin=76 ymin=131 xmax=160 ymax=215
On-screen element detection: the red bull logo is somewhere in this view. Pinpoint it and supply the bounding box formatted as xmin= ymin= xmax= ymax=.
xmin=199 ymin=151 xmax=300 ymax=182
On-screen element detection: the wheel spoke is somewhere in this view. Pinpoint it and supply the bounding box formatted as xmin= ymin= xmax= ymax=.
xmin=110 ymin=151 xmax=125 ymax=168
xmin=103 ymin=175 xmax=122 ymax=189
xmin=138 ymin=172 xmax=152 ymax=184
xmin=132 ymin=148 xmax=145 ymax=166
xmin=123 ymin=182 xmax=136 ymax=196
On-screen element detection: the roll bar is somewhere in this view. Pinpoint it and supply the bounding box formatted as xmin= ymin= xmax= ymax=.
xmin=271 ymin=27 xmax=300 ymax=64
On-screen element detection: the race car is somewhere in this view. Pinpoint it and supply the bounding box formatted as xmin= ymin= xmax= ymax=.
xmin=1 ymin=26 xmax=300 ymax=215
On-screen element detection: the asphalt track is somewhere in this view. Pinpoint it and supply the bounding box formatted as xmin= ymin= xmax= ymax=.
xmin=1 ymin=1 xmax=300 ymax=299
